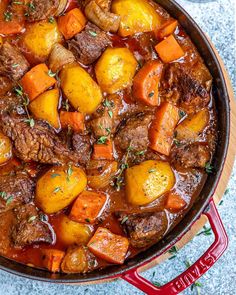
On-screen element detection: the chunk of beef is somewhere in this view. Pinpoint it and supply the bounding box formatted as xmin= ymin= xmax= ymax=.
xmin=160 ymin=62 xmax=211 ymax=114
xmin=68 ymin=22 xmax=111 ymax=65
xmin=0 ymin=42 xmax=29 ymax=81
xmin=116 ymin=211 xmax=168 ymax=248
xmin=90 ymin=112 xmax=112 ymax=138
xmin=128 ymin=148 xmax=163 ymax=166
xmin=0 ymin=94 xmax=25 ymax=115
xmin=11 ymin=204 xmax=53 ymax=248
xmin=115 ymin=113 xmax=153 ymax=152
xmin=0 ymin=76 xmax=13 ymax=96
xmin=0 ymin=171 xmax=35 ymax=213
xmin=171 ymin=143 xmax=210 ymax=168
xmin=72 ymin=133 xmax=92 ymax=166
xmin=0 ymin=210 xmax=16 ymax=255
xmin=0 ymin=114 xmax=80 ymax=165
xmin=24 ymin=0 xmax=59 ymax=22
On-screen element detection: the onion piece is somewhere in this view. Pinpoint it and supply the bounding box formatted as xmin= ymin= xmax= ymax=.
xmin=49 ymin=43 xmax=75 ymax=73
xmin=85 ymin=0 xmax=120 ymax=33
xmin=55 ymin=0 xmax=68 ymax=16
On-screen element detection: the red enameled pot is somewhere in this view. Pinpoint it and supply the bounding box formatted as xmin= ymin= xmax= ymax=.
xmin=0 ymin=1 xmax=230 ymax=294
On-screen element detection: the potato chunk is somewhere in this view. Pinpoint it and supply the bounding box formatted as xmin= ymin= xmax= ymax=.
xmin=60 ymin=63 xmax=103 ymax=114
xmin=176 ymin=109 xmax=210 ymax=141
xmin=21 ymin=21 xmax=62 ymax=63
xmin=29 ymin=89 xmax=60 ymax=129
xmin=112 ymin=0 xmax=161 ymax=37
xmin=0 ymin=132 xmax=12 ymax=164
xmin=95 ymin=47 xmax=137 ymax=94
xmin=125 ymin=160 xmax=175 ymax=206
xmin=57 ymin=215 xmax=92 ymax=246
xmin=36 ymin=165 xmax=87 ymax=214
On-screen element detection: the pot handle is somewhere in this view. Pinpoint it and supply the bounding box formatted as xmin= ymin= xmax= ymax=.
xmin=122 ymin=199 xmax=228 ymax=294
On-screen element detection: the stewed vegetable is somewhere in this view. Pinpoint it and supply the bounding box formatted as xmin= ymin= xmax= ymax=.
xmin=0 ymin=0 xmax=216 ymax=274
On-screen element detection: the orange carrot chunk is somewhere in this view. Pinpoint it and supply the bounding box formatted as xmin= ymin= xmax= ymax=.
xmin=155 ymin=35 xmax=185 ymax=63
xmin=133 ymin=60 xmax=163 ymax=106
xmin=69 ymin=191 xmax=107 ymax=224
xmin=92 ymin=140 xmax=113 ymax=160
xmin=58 ymin=8 xmax=87 ymax=40
xmin=149 ymin=102 xmax=179 ymax=156
xmin=41 ymin=249 xmax=65 ymax=272
xmin=165 ymin=192 xmax=187 ymax=212
xmin=88 ymin=227 xmax=129 ymax=264
xmin=60 ymin=111 xmax=84 ymax=133
xmin=21 ymin=63 xmax=56 ymax=101
xmin=157 ymin=19 xmax=178 ymax=39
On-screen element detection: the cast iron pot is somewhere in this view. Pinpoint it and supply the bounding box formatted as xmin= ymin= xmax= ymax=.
xmin=0 ymin=1 xmax=230 ymax=294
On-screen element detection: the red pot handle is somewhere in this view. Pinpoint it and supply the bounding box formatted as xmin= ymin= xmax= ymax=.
xmin=122 ymin=199 xmax=228 ymax=294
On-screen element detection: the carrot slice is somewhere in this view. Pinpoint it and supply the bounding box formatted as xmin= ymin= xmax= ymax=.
xmin=60 ymin=111 xmax=84 ymax=133
xmin=21 ymin=63 xmax=56 ymax=101
xmin=92 ymin=140 xmax=113 ymax=160
xmin=133 ymin=60 xmax=163 ymax=106
xmin=41 ymin=249 xmax=65 ymax=273
xmin=88 ymin=227 xmax=129 ymax=264
xmin=69 ymin=191 xmax=107 ymax=224
xmin=149 ymin=102 xmax=179 ymax=156
xmin=58 ymin=8 xmax=86 ymax=39
xmin=165 ymin=192 xmax=186 ymax=212
xmin=157 ymin=19 xmax=178 ymax=39
xmin=155 ymin=35 xmax=185 ymax=63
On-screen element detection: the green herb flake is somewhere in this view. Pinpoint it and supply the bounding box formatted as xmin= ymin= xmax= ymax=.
xmin=6 ymin=196 xmax=14 ymax=206
xmin=62 ymin=99 xmax=70 ymax=111
xmin=12 ymin=1 xmax=23 ymax=4
xmin=219 ymin=200 xmax=224 ymax=206
xmin=48 ymin=16 xmax=55 ymax=23
xmin=53 ymin=187 xmax=61 ymax=193
xmin=173 ymin=138 xmax=181 ymax=147
xmin=108 ymin=110 xmax=113 ymax=118
xmin=103 ymin=99 xmax=112 ymax=108
xmin=97 ymin=136 xmax=108 ymax=144
xmin=148 ymin=168 xmax=156 ymax=173
xmin=121 ymin=216 xmax=128 ymax=224
xmin=24 ymin=118 xmax=35 ymax=128
xmin=0 ymin=191 xmax=7 ymax=200
xmin=27 ymin=2 xmax=35 ymax=10
xmin=196 ymin=225 xmax=212 ymax=236
xmin=39 ymin=213 xmax=48 ymax=222
xmin=105 ymin=127 xmax=111 ymax=134
xmin=205 ymin=162 xmax=214 ymax=174
xmin=85 ymin=218 xmax=90 ymax=223
xmin=4 ymin=11 xmax=13 ymax=22
xmin=179 ymin=109 xmax=186 ymax=119
xmin=48 ymin=69 xmax=56 ymax=77
xmin=148 ymin=91 xmax=155 ymax=98
xmin=12 ymin=63 xmax=19 ymax=68
xmin=89 ymin=30 xmax=97 ymax=37
xmin=28 ymin=215 xmax=37 ymax=223
xmin=51 ymin=173 xmax=61 ymax=178
xmin=224 ymin=188 xmax=229 ymax=195
xmin=135 ymin=150 xmax=145 ymax=156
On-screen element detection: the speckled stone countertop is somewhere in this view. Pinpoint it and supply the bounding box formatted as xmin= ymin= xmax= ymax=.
xmin=0 ymin=1 xmax=235 ymax=294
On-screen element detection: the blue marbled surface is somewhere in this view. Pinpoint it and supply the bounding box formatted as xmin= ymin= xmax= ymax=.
xmin=0 ymin=0 xmax=235 ymax=294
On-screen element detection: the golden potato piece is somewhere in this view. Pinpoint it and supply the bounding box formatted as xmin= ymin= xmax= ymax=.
xmin=36 ymin=165 xmax=87 ymax=214
xmin=176 ymin=109 xmax=210 ymax=141
xmin=29 ymin=89 xmax=60 ymax=129
xmin=125 ymin=160 xmax=175 ymax=206
xmin=0 ymin=132 xmax=12 ymax=165
xmin=57 ymin=216 xmax=92 ymax=247
xmin=21 ymin=21 xmax=62 ymax=62
xmin=112 ymin=0 xmax=161 ymax=37
xmin=95 ymin=47 xmax=137 ymax=94
xmin=60 ymin=63 xmax=103 ymax=114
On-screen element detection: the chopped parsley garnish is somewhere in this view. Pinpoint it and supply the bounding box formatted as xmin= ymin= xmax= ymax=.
xmin=0 ymin=191 xmax=7 ymax=200
xmin=108 ymin=110 xmax=113 ymax=118
xmin=39 ymin=213 xmax=48 ymax=222
xmin=135 ymin=150 xmax=145 ymax=156
xmin=103 ymin=99 xmax=113 ymax=108
xmin=12 ymin=63 xmax=19 ymax=68
xmin=205 ymin=162 xmax=213 ymax=174
xmin=179 ymin=109 xmax=186 ymax=119
xmin=48 ymin=69 xmax=56 ymax=77
xmin=53 ymin=187 xmax=61 ymax=193
xmin=89 ymin=30 xmax=97 ymax=37
xmin=224 ymin=188 xmax=229 ymax=195
xmin=97 ymin=136 xmax=108 ymax=144
xmin=24 ymin=118 xmax=35 ymax=128
xmin=85 ymin=218 xmax=90 ymax=223
xmin=51 ymin=173 xmax=61 ymax=178
xmin=196 ymin=225 xmax=212 ymax=236
xmin=168 ymin=245 xmax=178 ymax=259
xmin=148 ymin=168 xmax=156 ymax=173
xmin=4 ymin=11 xmax=13 ymax=22
xmin=48 ymin=16 xmax=55 ymax=23
xmin=219 ymin=200 xmax=224 ymax=206
xmin=6 ymin=196 xmax=14 ymax=206
xmin=66 ymin=165 xmax=73 ymax=182
xmin=12 ymin=1 xmax=23 ymax=4
xmin=105 ymin=127 xmax=111 ymax=134
xmin=62 ymin=99 xmax=70 ymax=111
xmin=185 ymin=260 xmax=202 ymax=295
xmin=173 ymin=138 xmax=181 ymax=147
xmin=148 ymin=91 xmax=154 ymax=97
xmin=28 ymin=215 xmax=37 ymax=223
xmin=121 ymin=216 xmax=128 ymax=224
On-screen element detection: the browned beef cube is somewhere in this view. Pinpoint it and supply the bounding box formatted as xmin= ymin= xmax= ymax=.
xmin=24 ymin=0 xmax=59 ymax=22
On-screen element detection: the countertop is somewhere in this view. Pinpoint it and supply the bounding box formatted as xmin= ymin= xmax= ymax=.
xmin=0 ymin=0 xmax=235 ymax=294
